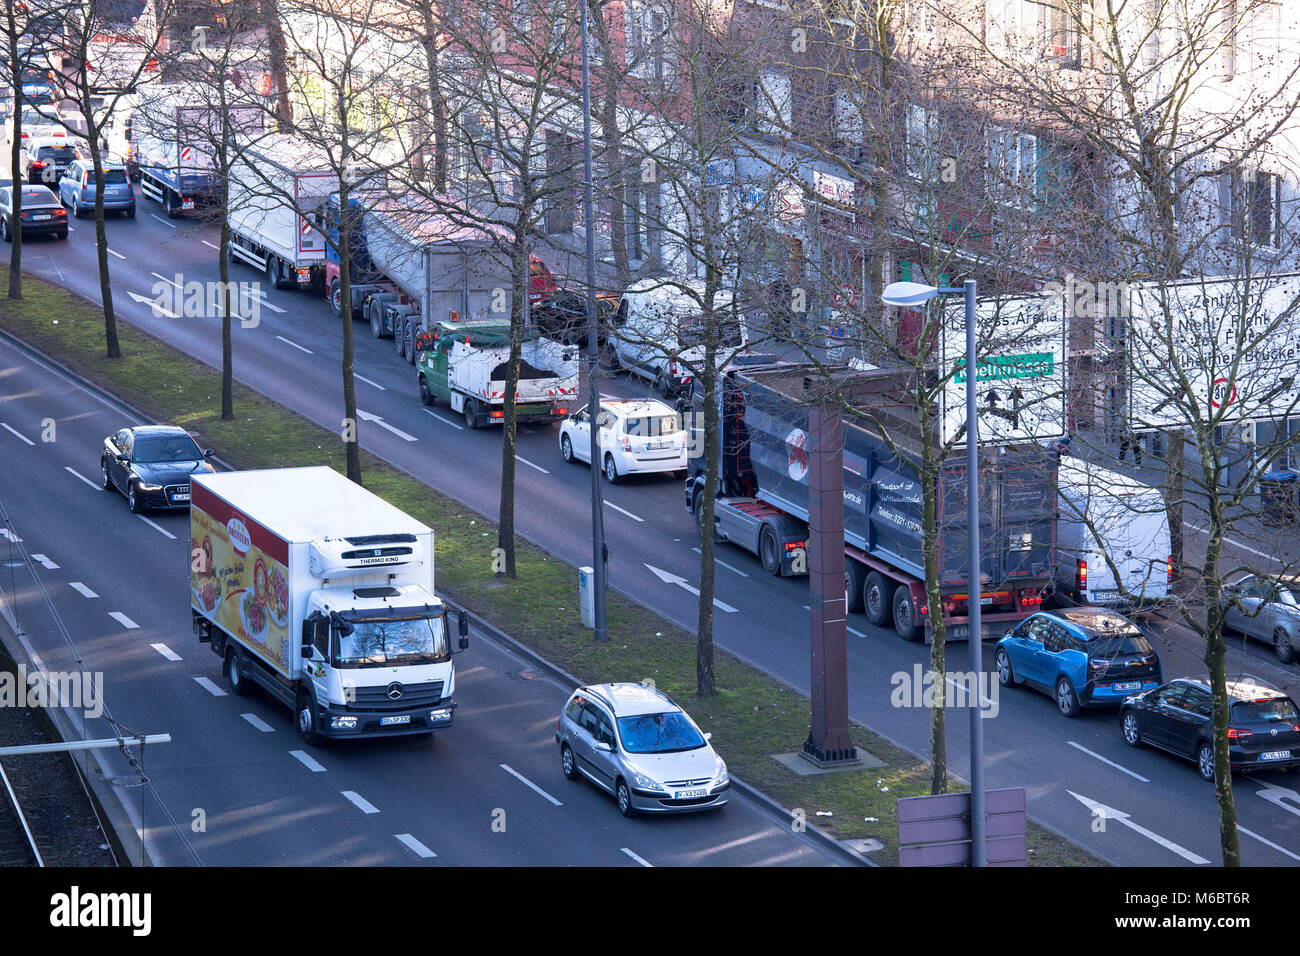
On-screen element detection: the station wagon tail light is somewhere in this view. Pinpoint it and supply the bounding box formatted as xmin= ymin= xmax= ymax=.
xmin=1077 ymin=559 xmax=1087 ymax=593
xmin=1227 ymin=727 xmax=1253 ymax=739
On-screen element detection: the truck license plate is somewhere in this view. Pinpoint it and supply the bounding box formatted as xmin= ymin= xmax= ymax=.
xmin=182 ymin=199 xmax=194 ymax=210
xmin=948 ymin=625 xmax=969 ymax=640
xmin=675 ymin=788 xmax=707 ymax=800
xmin=381 ymin=715 xmax=410 ymax=726
xmin=1261 ymin=750 xmax=1292 ymax=761
xmin=1112 ymin=681 xmax=1141 ymax=692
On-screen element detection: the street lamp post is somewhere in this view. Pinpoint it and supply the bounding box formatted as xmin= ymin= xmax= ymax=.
xmin=580 ymin=0 xmax=608 ymax=642
xmin=881 ymin=278 xmax=984 ymax=867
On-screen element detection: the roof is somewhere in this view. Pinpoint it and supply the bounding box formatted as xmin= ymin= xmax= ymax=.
xmin=601 ymin=399 xmax=676 ymax=417
xmin=1053 ymin=607 xmax=1139 ymax=633
xmin=1058 ymin=460 xmax=1159 ymax=497
xmin=583 ymin=682 xmax=678 ymax=717
xmin=129 ymin=425 xmax=191 ymax=436
xmin=1179 ymin=677 xmax=1287 ymax=701
xmin=192 ymin=466 xmax=431 ymax=544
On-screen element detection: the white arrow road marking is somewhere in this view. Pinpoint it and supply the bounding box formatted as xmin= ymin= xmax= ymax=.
xmin=137 ymin=515 xmax=176 ymax=539
xmin=193 ymin=676 xmax=227 ymax=697
xmin=422 ymin=408 xmax=464 ymax=431
xmin=126 ymin=290 xmax=178 ymax=318
xmin=1067 ymin=741 xmax=1151 ymax=783
xmin=108 ymin=611 xmax=138 ymax=629
xmin=150 ymin=643 xmax=181 ymax=661
xmin=0 ymin=422 xmax=34 ymax=445
xmin=30 ymin=554 xmax=58 ymax=570
xmin=621 ymin=847 xmax=653 ymax=867
xmin=0 ymin=528 xmax=21 ymax=542
xmin=605 ymin=500 xmax=643 ymax=522
xmin=275 ymin=335 xmax=312 ymax=354
xmin=341 ymin=790 xmax=380 ymax=814
xmin=64 ymin=466 xmax=102 ymax=490
xmin=1067 ymin=790 xmax=1210 ymax=864
xmin=1255 ymin=781 xmax=1300 ymax=818
xmin=150 ymin=272 xmax=182 ymax=290
xmin=289 ymin=749 xmax=326 ymax=772
xmin=69 ymin=582 xmax=97 ymax=598
xmin=395 ymin=833 xmax=437 ymax=859
xmin=1239 ymin=825 xmax=1300 ymax=862
xmin=643 ymin=563 xmax=738 ymax=612
xmin=690 ymin=546 xmax=748 ymax=577
xmin=358 ymin=409 xmax=417 ymax=442
xmin=240 ymin=713 xmax=273 ymax=733
xmin=500 ymin=763 xmax=562 ymax=806
xmin=516 ymin=455 xmax=549 ymax=474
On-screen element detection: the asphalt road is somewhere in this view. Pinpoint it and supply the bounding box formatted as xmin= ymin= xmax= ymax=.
xmin=6 ymin=165 xmax=1300 ymax=865
xmin=0 ymin=338 xmax=837 ymax=866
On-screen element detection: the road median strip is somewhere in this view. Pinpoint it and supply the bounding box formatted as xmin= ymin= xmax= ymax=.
xmin=0 ymin=265 xmax=1100 ymax=866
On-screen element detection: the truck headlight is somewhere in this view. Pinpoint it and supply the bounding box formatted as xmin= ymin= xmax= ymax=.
xmin=429 ymin=707 xmax=453 ymax=723
xmin=631 ymin=771 xmax=665 ymax=793
xmin=330 ymin=715 xmax=358 ymax=729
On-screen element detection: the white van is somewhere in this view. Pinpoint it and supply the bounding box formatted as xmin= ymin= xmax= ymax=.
xmin=1054 ymin=460 xmax=1171 ymax=605
xmin=611 ymin=276 xmax=748 ymax=397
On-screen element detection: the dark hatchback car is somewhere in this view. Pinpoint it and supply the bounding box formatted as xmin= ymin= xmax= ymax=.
xmin=1121 ymin=678 xmax=1300 ymax=780
xmin=0 ymin=183 xmax=67 ymax=240
xmin=100 ymin=426 xmax=215 ymax=513
xmin=530 ymin=289 xmax=619 ymax=345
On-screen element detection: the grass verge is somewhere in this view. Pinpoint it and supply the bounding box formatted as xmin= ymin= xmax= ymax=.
xmin=0 ymin=265 xmax=1099 ymax=866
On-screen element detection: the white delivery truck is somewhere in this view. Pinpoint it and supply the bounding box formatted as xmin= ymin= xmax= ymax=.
xmin=132 ymin=84 xmax=263 ymax=216
xmin=189 ymin=466 xmax=470 ymax=745
xmin=227 ymin=135 xmax=336 ymax=290
xmin=1053 ymin=460 xmax=1171 ymax=606
xmin=415 ymin=319 xmax=579 ymax=428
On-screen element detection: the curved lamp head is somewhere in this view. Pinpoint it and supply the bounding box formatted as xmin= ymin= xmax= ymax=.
xmin=881 ymin=281 xmax=940 ymax=307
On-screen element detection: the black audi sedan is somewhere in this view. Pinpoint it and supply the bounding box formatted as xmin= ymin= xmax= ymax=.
xmin=1120 ymin=678 xmax=1300 ymax=780
xmin=100 ymin=426 xmax=215 ymax=513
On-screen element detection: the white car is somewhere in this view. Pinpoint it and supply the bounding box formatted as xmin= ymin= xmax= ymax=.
xmin=558 ymin=398 xmax=688 ymax=483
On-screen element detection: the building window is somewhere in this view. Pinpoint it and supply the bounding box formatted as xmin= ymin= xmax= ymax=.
xmin=549 ymin=1 xmax=567 ymax=54
xmin=987 ymin=126 xmax=1037 ymax=203
xmin=1218 ymin=0 xmax=1238 ymax=78
xmin=513 ymin=0 xmax=531 ymax=36
xmin=1228 ymin=168 xmax=1282 ymax=248
xmin=627 ymin=3 xmax=670 ymax=81
xmin=905 ymin=104 xmax=937 ymax=180
xmin=901 ymin=0 xmax=937 ymax=35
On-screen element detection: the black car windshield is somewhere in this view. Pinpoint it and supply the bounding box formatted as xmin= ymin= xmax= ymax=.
xmin=1232 ymin=698 xmax=1300 ymax=724
xmin=133 ymin=435 xmax=202 ymax=462
xmin=336 ymin=615 xmax=448 ymax=667
xmin=37 ymin=146 xmax=75 ymax=162
xmin=617 ymin=712 xmax=706 ymax=754
xmin=1088 ymin=633 xmax=1152 ymax=657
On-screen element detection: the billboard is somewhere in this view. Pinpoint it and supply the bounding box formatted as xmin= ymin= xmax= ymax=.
xmin=940 ymin=294 xmax=1068 ymax=446
xmin=1126 ymin=274 xmax=1300 ymax=429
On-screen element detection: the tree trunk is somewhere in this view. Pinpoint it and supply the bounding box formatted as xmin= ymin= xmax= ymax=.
xmin=918 ymin=395 xmax=947 ymax=794
xmin=263 ymin=0 xmax=294 ymax=132
xmin=418 ymin=2 xmax=449 ymax=193
xmin=219 ymin=211 xmax=234 ymax=420
xmin=8 ymin=78 xmax=21 ymax=300
xmin=86 ymin=140 xmax=120 ymax=358
xmin=599 ymin=89 xmax=629 ymax=289
xmin=1201 ymin=520 xmax=1240 ymax=865
xmin=337 ymin=176 xmax=361 ymax=484
xmin=696 ymin=359 xmax=718 ymax=697
xmin=1165 ymin=430 xmax=1184 ymax=579
xmin=497 ymin=244 xmax=527 ymax=579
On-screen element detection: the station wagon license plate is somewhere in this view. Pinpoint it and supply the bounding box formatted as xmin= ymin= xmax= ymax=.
xmin=380 ymin=715 xmax=410 ymax=726
xmin=1261 ymin=750 xmax=1291 ymax=761
xmin=1112 ymin=681 xmax=1142 ymax=693
xmin=675 ymin=788 xmax=707 ymax=800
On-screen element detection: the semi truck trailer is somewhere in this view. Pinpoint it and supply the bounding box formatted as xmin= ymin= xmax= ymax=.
xmin=685 ymin=362 xmax=1056 ymax=641
xmin=190 ymin=466 xmax=470 ymax=744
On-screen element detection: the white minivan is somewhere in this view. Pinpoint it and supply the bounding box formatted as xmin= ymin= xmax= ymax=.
xmin=610 ymin=277 xmax=748 ymax=397
xmin=1054 ymin=460 xmax=1171 ymax=605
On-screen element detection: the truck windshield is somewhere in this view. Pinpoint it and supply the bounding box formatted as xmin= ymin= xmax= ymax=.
xmin=336 ymin=615 xmax=448 ymax=667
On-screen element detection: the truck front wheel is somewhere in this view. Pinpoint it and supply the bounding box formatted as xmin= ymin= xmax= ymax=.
xmin=759 ymin=526 xmax=781 ymax=576
xmin=893 ymin=587 xmax=920 ymax=641
xmin=464 ymin=398 xmax=479 ymax=429
xmin=419 ymin=374 xmax=434 ymax=406
xmin=163 ymin=189 xmax=178 ymax=218
xmin=225 ymin=649 xmax=251 ymax=697
xmin=864 ymin=572 xmax=893 ymax=627
xmin=296 ymin=692 xmax=321 ymax=746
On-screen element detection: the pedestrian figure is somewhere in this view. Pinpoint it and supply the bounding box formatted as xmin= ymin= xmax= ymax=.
xmin=1119 ymin=430 xmax=1143 ymax=465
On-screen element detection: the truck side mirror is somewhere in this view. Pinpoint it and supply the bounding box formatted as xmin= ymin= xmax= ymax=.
xmin=458 ymin=609 xmax=469 ymax=649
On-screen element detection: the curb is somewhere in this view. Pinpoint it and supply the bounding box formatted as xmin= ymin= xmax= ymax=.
xmin=459 ymin=606 xmax=875 ymax=868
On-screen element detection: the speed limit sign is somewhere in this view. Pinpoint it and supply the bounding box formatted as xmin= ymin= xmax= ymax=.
xmin=1211 ymin=377 xmax=1237 ymax=408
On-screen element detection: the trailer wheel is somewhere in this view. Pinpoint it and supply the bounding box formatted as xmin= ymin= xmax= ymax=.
xmin=759 ymin=526 xmax=781 ymax=576
xmin=405 ymin=322 xmax=417 ymax=365
xmin=418 ymin=374 xmax=434 ymax=406
xmin=864 ymin=572 xmax=894 ymax=627
xmin=296 ymin=691 xmax=321 ymax=746
xmin=893 ymin=586 xmax=920 ymax=641
xmin=225 ymin=648 xmax=251 ymax=697
xmin=844 ymin=561 xmax=866 ymax=614
xmin=330 ymin=278 xmax=343 ymax=318
xmin=395 ymin=319 xmax=407 ymax=358
xmin=265 ymin=255 xmax=281 ymax=289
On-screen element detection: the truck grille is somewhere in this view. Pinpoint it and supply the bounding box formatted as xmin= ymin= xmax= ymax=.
xmin=348 ymin=680 xmax=445 ymax=712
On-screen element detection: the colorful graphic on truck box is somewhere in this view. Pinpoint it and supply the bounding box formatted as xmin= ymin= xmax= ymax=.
xmin=190 ymin=482 xmax=292 ymax=677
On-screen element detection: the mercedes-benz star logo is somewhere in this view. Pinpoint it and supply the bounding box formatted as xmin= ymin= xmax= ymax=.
xmin=387 ymin=682 xmax=403 ymax=700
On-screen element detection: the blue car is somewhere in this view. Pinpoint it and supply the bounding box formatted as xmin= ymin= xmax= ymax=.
xmin=58 ymin=158 xmax=135 ymax=219
xmin=994 ymin=608 xmax=1162 ymax=717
